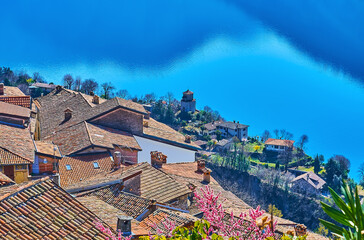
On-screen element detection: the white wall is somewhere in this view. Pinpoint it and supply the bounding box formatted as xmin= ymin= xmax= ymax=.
xmin=134 ymin=136 xmax=196 ymax=164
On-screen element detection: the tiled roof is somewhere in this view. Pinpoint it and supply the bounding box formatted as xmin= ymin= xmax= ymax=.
xmin=193 ymin=140 xmax=207 ymax=146
xmin=0 ymin=96 xmax=31 ymax=108
xmin=139 ymin=208 xmax=197 ymax=234
xmin=37 ymin=87 xmax=147 ymax=139
xmin=265 ymin=138 xmax=295 ymax=147
xmin=0 ymin=124 xmax=35 ymax=162
xmin=1 ymin=86 xmax=25 ymax=96
xmin=87 ymin=122 xmax=142 ymax=151
xmin=31 ymin=82 xmax=56 ymax=89
xmin=218 ymin=121 xmax=249 ymax=130
xmin=34 ymin=140 xmax=62 ymax=157
xmin=78 ymin=184 xmax=152 ymax=218
xmin=0 ymin=147 xmax=32 ymax=165
xmin=143 ymin=118 xmax=201 ymax=151
xmin=59 ymin=152 xmax=114 ymax=188
xmin=45 ymin=121 xmax=141 ymax=155
xmin=0 ymin=172 xmax=14 ymax=187
xmin=119 ymin=163 xmax=192 ymax=203
xmin=292 ymin=172 xmax=326 ymax=190
xmin=183 ymin=90 xmax=194 ymax=94
xmin=204 ymin=121 xmax=223 ymax=131
xmin=0 ymin=101 xmax=30 ymax=119
xmin=161 ymin=162 xmax=217 ymax=183
xmin=80 ymin=93 xmax=107 ymax=107
xmin=0 ymin=177 xmax=111 ymax=239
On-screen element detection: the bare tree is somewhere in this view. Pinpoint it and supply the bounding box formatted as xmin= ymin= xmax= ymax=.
xmin=296 ymin=134 xmax=309 ymax=150
xmin=63 ymin=74 xmax=74 ymax=89
xmin=74 ymin=76 xmax=82 ymax=92
xmin=81 ymin=79 xmax=98 ymax=94
xmin=165 ymin=92 xmax=174 ymax=105
xmin=101 ymin=82 xmax=115 ymax=99
xmin=32 ymin=72 xmax=45 ymax=83
xmin=116 ymin=89 xmax=130 ymax=99
xmin=261 ymin=130 xmax=271 ymax=142
xmin=273 ymin=129 xmax=280 ymax=139
xmin=143 ymin=93 xmax=156 ymax=103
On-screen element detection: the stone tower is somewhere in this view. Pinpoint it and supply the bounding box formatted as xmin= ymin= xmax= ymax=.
xmin=181 ymin=89 xmax=196 ymax=113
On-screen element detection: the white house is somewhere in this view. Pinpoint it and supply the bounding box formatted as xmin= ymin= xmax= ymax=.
xmin=216 ymin=121 xmax=249 ymax=141
xmin=264 ymin=138 xmax=294 ymax=151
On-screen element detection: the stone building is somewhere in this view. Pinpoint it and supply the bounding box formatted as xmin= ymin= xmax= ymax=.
xmin=181 ymin=89 xmax=196 ymax=113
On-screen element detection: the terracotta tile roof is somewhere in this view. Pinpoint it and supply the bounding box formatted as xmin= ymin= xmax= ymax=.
xmin=218 ymin=121 xmax=249 ymax=129
xmin=139 ymin=208 xmax=197 ymax=234
xmin=0 ymin=177 xmax=112 ymax=239
xmin=0 ymin=95 xmax=31 ymax=108
xmin=45 ymin=121 xmax=141 ymax=155
xmin=80 ymin=93 xmax=107 ymax=107
xmin=0 ymin=124 xmax=35 ymax=162
xmin=0 ymin=147 xmax=32 ymax=165
xmin=59 ymin=152 xmax=114 ymax=188
xmin=265 ymin=138 xmax=295 ymax=147
xmin=193 ymin=140 xmax=207 ymax=146
xmin=37 ymin=87 xmax=147 ymax=139
xmin=1 ymin=86 xmax=25 ymax=96
xmin=87 ymin=122 xmax=142 ymax=151
xmin=0 ymin=172 xmax=14 ymax=186
xmin=34 ymin=140 xmax=62 ymax=157
xmin=119 ymin=163 xmax=192 ymax=203
xmin=0 ymin=101 xmax=30 ymax=119
xmin=78 ymin=184 xmax=152 ymax=218
xmin=143 ymin=118 xmax=201 ymax=151
xmin=161 ymin=162 xmax=217 ymax=183
xmin=292 ymin=172 xmax=326 ymax=190
xmin=204 ymin=121 xmax=223 ymax=131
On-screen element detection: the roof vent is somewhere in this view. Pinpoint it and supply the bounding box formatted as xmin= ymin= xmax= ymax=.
xmin=92 ymin=95 xmax=100 ymax=104
xmin=64 ymin=108 xmax=73 ymax=121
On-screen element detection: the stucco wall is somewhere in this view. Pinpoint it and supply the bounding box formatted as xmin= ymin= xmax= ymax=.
xmin=134 ymin=136 xmax=196 ymax=163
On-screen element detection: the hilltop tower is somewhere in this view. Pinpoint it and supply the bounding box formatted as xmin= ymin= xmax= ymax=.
xmin=181 ymin=89 xmax=196 ymax=113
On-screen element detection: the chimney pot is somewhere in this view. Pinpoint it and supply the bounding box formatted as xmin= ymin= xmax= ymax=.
xmin=114 ymin=151 xmax=122 ymax=169
xmin=117 ymin=215 xmax=133 ymax=234
xmin=0 ymin=83 xmax=4 ymax=95
xmin=90 ymin=91 xmax=94 ymax=96
xmin=151 ymin=151 xmax=166 ymax=168
xmin=185 ymin=135 xmax=191 ymax=143
xmin=92 ymin=95 xmax=100 ymax=104
xmin=203 ymin=168 xmax=212 ymax=183
xmin=197 ymin=160 xmax=205 ymax=173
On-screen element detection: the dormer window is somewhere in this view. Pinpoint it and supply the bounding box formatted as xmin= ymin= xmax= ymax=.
xmin=65 ymin=164 xmax=72 ymax=171
xmin=93 ymin=162 xmax=100 ymax=169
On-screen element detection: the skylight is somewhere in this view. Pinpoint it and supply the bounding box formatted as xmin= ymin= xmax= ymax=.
xmin=93 ymin=162 xmax=100 ymax=168
xmin=65 ymin=164 xmax=72 ymax=171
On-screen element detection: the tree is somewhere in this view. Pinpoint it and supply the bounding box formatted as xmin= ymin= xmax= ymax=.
xmin=164 ymin=105 xmax=174 ymax=124
xmin=165 ymin=92 xmax=174 ymax=105
xmin=273 ymin=129 xmax=280 ymax=139
xmin=74 ymin=76 xmax=82 ymax=91
xmin=358 ymin=163 xmax=364 ymax=187
xmin=115 ymin=89 xmax=129 ymax=99
xmin=268 ymin=204 xmax=283 ymax=217
xmin=216 ymin=130 xmax=222 ymax=141
xmin=32 ymin=72 xmax=45 ymax=83
xmin=101 ymin=82 xmax=115 ymax=99
xmin=261 ymin=130 xmax=271 ymax=142
xmin=297 ymin=134 xmax=309 ymax=150
xmin=63 ymin=74 xmax=74 ymax=89
xmin=81 ymin=79 xmax=98 ymax=94
xmin=143 ymin=93 xmax=156 ymax=103
xmin=313 ymin=154 xmax=322 ymax=174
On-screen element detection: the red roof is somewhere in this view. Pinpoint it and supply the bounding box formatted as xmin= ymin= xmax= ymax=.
xmin=265 ymin=138 xmax=294 ymax=147
xmin=0 ymin=96 xmax=31 ymax=108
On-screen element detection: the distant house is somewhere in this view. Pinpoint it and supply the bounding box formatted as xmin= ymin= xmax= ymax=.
xmin=181 ymin=89 xmax=196 ymax=113
xmin=264 ymin=138 xmax=294 ymax=151
xmin=214 ymin=138 xmax=234 ymax=153
xmin=29 ymin=82 xmax=56 ymax=97
xmin=291 ymin=172 xmax=326 ymax=195
xmin=216 ymin=121 xmax=249 ymax=141
xmin=204 ymin=120 xmax=249 ymax=141
xmin=193 ymin=140 xmax=207 ymax=149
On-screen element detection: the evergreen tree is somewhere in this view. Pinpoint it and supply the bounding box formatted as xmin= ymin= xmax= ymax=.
xmin=314 ymin=154 xmax=321 ymax=174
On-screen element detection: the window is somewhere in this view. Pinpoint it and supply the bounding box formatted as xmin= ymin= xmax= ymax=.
xmin=93 ymin=162 xmax=100 ymax=169
xmin=274 ymin=145 xmax=279 ymax=149
xmin=43 ymin=159 xmax=48 ymax=164
xmin=16 ymin=165 xmax=27 ymax=170
xmin=65 ymin=164 xmax=72 ymax=171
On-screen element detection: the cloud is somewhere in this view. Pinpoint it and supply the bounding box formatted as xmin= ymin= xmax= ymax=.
xmin=227 ymin=0 xmax=364 ymax=82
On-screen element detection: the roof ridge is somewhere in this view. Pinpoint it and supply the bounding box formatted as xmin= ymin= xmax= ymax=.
xmin=83 ymin=121 xmax=94 ymax=146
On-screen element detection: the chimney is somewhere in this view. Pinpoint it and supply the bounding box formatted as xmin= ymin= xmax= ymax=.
xmin=151 ymin=151 xmax=166 ymax=168
xmin=197 ymin=160 xmax=205 ymax=173
xmin=114 ymin=151 xmax=122 ymax=169
xmin=64 ymin=108 xmax=73 ymax=121
xmin=143 ymin=120 xmax=149 ymax=127
xmin=56 ymin=85 xmax=62 ymax=92
xmin=0 ymin=83 xmax=4 ymax=95
xmin=92 ymin=95 xmax=100 ymax=104
xmin=144 ymin=111 xmax=150 ymax=120
xmin=117 ymin=215 xmax=133 ymax=235
xmin=150 ymin=199 xmax=157 ymax=212
xmin=185 ymin=135 xmax=191 ymax=143
xmin=90 ymin=91 xmax=94 ymax=96
xmin=294 ymin=224 xmax=307 ymax=236
xmin=203 ymin=168 xmax=212 ymax=183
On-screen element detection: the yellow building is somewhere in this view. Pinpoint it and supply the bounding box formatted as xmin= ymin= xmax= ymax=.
xmin=0 ymin=148 xmax=31 ymax=184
